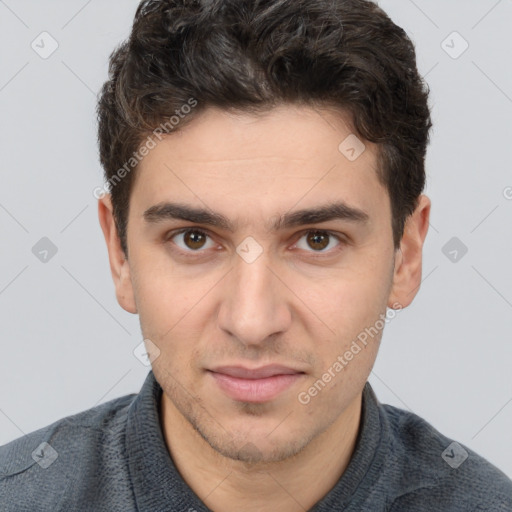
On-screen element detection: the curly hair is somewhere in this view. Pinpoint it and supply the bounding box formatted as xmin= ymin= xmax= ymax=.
xmin=97 ymin=0 xmax=432 ymax=258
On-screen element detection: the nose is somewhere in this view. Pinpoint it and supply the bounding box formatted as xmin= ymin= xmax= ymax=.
xmin=217 ymin=247 xmax=292 ymax=348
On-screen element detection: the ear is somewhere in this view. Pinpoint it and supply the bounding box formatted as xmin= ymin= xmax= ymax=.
xmin=98 ymin=194 xmax=138 ymax=314
xmin=387 ymin=194 xmax=431 ymax=309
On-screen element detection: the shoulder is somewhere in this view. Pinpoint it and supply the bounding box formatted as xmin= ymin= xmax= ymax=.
xmin=379 ymin=403 xmax=512 ymax=511
xmin=0 ymin=392 xmax=137 ymax=511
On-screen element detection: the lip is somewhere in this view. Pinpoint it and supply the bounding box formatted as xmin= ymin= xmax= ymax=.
xmin=210 ymin=364 xmax=303 ymax=379
xmin=208 ymin=365 xmax=305 ymax=403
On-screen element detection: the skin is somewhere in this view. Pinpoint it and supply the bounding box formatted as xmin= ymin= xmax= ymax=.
xmin=98 ymin=104 xmax=430 ymax=512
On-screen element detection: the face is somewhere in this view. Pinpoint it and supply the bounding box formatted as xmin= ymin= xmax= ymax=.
xmin=99 ymin=104 xmax=428 ymax=464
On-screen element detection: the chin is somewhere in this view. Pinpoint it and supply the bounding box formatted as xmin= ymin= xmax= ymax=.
xmin=194 ymin=421 xmax=316 ymax=465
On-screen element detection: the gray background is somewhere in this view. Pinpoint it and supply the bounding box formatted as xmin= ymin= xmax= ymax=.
xmin=1 ymin=0 xmax=511 ymax=479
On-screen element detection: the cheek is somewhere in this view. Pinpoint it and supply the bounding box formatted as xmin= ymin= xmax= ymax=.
xmin=304 ymin=265 xmax=390 ymax=337
xmin=131 ymin=256 xmax=211 ymax=332
xmin=302 ymin=260 xmax=391 ymax=380
xmin=303 ymin=309 xmax=383 ymax=412
xmin=130 ymin=259 xmax=215 ymax=374
xmin=340 ymin=250 xmax=394 ymax=320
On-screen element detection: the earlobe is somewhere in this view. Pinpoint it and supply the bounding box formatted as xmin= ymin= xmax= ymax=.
xmin=97 ymin=194 xmax=138 ymax=314
xmin=387 ymin=194 xmax=431 ymax=309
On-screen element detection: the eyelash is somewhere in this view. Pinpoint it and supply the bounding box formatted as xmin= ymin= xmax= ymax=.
xmin=165 ymin=227 xmax=346 ymax=259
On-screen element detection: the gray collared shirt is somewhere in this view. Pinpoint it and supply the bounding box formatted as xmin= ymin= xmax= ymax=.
xmin=1 ymin=370 xmax=511 ymax=511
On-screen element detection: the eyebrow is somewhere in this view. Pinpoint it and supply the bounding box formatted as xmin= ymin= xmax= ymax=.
xmin=142 ymin=200 xmax=370 ymax=232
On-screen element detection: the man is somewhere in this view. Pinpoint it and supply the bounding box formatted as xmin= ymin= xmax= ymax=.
xmin=1 ymin=0 xmax=511 ymax=510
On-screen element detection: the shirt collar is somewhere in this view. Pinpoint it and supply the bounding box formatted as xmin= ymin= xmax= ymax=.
xmin=126 ymin=370 xmax=210 ymax=511
xmin=126 ymin=370 xmax=387 ymax=511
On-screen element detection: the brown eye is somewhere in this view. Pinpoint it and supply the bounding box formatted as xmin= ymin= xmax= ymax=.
xmin=169 ymin=229 xmax=215 ymax=253
xmin=295 ymin=230 xmax=342 ymax=254
xmin=183 ymin=230 xmax=207 ymax=250
xmin=307 ymin=231 xmax=330 ymax=251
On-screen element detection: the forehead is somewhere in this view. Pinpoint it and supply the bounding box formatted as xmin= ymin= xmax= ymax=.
xmin=146 ymin=104 xmax=372 ymax=163
xmin=130 ymin=104 xmax=387 ymax=226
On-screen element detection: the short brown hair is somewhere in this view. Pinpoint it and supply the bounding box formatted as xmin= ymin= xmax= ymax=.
xmin=97 ymin=0 xmax=432 ymax=257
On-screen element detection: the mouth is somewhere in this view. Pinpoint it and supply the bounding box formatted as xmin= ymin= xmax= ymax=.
xmin=207 ymin=365 xmax=306 ymax=403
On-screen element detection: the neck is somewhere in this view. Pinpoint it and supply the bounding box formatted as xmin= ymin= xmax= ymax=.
xmin=160 ymin=393 xmax=363 ymax=512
